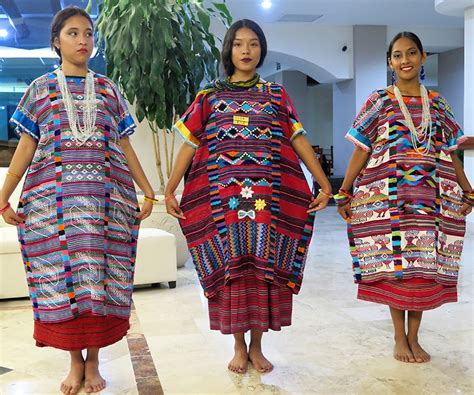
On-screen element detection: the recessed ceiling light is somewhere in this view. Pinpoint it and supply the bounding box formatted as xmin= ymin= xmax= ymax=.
xmin=0 ymin=29 xmax=8 ymax=38
xmin=261 ymin=0 xmax=272 ymax=9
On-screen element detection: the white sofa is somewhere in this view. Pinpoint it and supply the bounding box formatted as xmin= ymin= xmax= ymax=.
xmin=0 ymin=169 xmax=28 ymax=299
xmin=134 ymin=228 xmax=177 ymax=288
xmin=137 ymin=194 xmax=190 ymax=267
xmin=0 ymin=167 xmax=177 ymax=299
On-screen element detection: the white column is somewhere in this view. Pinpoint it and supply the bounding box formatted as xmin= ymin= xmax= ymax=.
xmin=463 ymin=6 xmax=474 ymax=220
xmin=332 ymin=26 xmax=387 ymax=177
xmin=436 ymin=0 xmax=474 ymax=221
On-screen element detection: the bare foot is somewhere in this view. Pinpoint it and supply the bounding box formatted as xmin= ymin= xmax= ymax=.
xmin=408 ymin=337 xmax=431 ymax=363
xmin=228 ymin=343 xmax=248 ymax=374
xmin=60 ymin=359 xmax=85 ymax=394
xmin=248 ymin=343 xmax=273 ymax=373
xmin=393 ymin=336 xmax=415 ymax=363
xmin=84 ymin=359 xmax=106 ymax=393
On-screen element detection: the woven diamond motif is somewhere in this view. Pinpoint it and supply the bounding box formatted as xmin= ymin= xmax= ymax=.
xmin=214 ymin=99 xmax=274 ymax=114
xmin=217 ymin=102 xmax=227 ymax=112
xmin=241 ymin=102 xmax=252 ymax=112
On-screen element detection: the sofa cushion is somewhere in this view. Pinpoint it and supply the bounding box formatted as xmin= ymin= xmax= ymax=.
xmin=0 ymin=226 xmax=21 ymax=254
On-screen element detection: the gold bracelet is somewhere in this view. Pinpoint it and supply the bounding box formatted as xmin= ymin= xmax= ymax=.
xmin=143 ymin=196 xmax=158 ymax=204
xmin=7 ymin=171 xmax=21 ymax=180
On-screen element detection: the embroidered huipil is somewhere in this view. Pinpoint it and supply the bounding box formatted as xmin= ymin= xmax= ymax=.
xmin=346 ymin=89 xmax=467 ymax=285
xmin=10 ymin=72 xmax=139 ymax=323
xmin=173 ymin=80 xmax=315 ymax=298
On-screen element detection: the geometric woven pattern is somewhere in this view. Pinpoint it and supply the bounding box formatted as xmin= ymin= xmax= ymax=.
xmin=214 ymin=99 xmax=274 ymax=114
xmin=174 ymin=79 xmax=315 ymax=298
xmin=216 ymin=126 xmax=271 ymax=141
xmin=10 ymin=72 xmax=139 ymax=323
xmin=346 ymin=88 xmax=467 ymax=286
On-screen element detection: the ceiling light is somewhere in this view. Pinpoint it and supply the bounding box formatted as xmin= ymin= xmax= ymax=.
xmin=0 ymin=29 xmax=8 ymax=38
xmin=261 ymin=0 xmax=272 ymax=9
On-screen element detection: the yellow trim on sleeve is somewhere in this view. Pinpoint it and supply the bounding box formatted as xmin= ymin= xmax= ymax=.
xmin=292 ymin=122 xmax=303 ymax=134
xmin=173 ymin=120 xmax=200 ymax=148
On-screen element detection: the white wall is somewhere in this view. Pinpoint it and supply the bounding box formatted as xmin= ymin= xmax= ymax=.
xmin=304 ymin=84 xmax=333 ymax=148
xmin=331 ymin=26 xmax=387 ymax=178
xmin=332 ymin=80 xmax=356 ymax=177
xmin=280 ymin=70 xmax=307 ymax=127
xmin=267 ymin=71 xmax=333 ymax=149
xmin=438 ymin=47 xmax=464 ymax=127
xmin=354 ymin=26 xmax=388 ymax=111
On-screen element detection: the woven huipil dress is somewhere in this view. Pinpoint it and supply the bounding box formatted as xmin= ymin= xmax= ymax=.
xmin=345 ymin=89 xmax=467 ymax=311
xmin=173 ymin=79 xmax=315 ymax=333
xmin=10 ymin=71 xmax=139 ymax=350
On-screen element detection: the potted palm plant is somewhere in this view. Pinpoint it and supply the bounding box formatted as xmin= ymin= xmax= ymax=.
xmin=93 ymin=0 xmax=231 ymax=191
xmin=92 ymin=0 xmax=232 ymax=266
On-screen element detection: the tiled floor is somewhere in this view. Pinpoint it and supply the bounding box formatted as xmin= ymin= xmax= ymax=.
xmin=1 ymin=207 xmax=473 ymax=394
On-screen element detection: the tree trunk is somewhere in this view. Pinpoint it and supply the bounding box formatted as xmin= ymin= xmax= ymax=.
xmin=150 ymin=122 xmax=166 ymax=194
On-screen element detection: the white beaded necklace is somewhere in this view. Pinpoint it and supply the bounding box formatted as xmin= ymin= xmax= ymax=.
xmin=393 ymin=84 xmax=433 ymax=155
xmin=56 ymin=68 xmax=97 ymax=145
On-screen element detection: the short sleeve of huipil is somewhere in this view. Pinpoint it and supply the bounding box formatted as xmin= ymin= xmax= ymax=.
xmin=111 ymin=83 xmax=137 ymax=137
xmin=345 ymin=91 xmax=383 ymax=152
xmin=9 ymin=81 xmax=40 ymax=141
xmin=172 ymin=91 xmax=211 ymax=148
xmin=437 ymin=95 xmax=466 ymax=151
xmin=280 ymin=86 xmax=307 ymax=141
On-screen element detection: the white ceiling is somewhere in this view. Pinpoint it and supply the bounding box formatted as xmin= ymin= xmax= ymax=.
xmin=222 ymin=0 xmax=464 ymax=28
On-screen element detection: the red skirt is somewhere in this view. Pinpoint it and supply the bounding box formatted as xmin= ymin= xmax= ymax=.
xmin=208 ymin=274 xmax=293 ymax=334
xmin=358 ymin=277 xmax=457 ymax=311
xmin=34 ymin=313 xmax=130 ymax=351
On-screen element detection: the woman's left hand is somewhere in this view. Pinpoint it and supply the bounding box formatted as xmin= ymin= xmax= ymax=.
xmin=460 ymin=203 xmax=473 ymax=216
xmin=137 ymin=200 xmax=153 ymax=220
xmin=307 ymin=193 xmax=330 ymax=213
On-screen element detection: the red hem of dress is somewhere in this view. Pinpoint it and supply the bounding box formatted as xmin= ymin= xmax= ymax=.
xmin=357 ymin=293 xmax=457 ymax=312
xmin=34 ymin=313 xmax=130 ymax=351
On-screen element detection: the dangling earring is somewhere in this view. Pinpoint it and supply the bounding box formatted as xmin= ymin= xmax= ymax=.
xmin=420 ymin=65 xmax=425 ymax=81
xmin=391 ymin=70 xmax=396 ymax=85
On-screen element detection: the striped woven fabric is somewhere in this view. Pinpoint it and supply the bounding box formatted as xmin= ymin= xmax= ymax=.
xmin=10 ymin=72 xmax=139 ymax=323
xmin=208 ymin=273 xmax=293 ymax=334
xmin=34 ymin=312 xmax=130 ymax=351
xmin=346 ymin=89 xmax=467 ymax=291
xmin=358 ymin=278 xmax=457 ymax=311
xmin=173 ymin=79 xmax=315 ymax=299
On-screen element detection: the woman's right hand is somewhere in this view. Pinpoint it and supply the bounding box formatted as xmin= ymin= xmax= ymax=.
xmin=1 ymin=206 xmax=24 ymax=226
xmin=337 ymin=203 xmax=352 ymax=222
xmin=165 ymin=195 xmax=186 ymax=220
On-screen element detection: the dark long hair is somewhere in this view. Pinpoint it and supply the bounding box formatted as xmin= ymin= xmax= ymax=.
xmin=221 ymin=19 xmax=267 ymax=77
xmin=50 ymin=6 xmax=94 ymax=62
xmin=387 ymin=31 xmax=424 ymax=61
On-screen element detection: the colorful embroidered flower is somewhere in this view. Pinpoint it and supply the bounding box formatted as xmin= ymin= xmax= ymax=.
xmin=229 ymin=197 xmax=239 ymax=210
xmin=240 ymin=186 xmax=254 ymax=199
xmin=255 ymin=199 xmax=266 ymax=211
